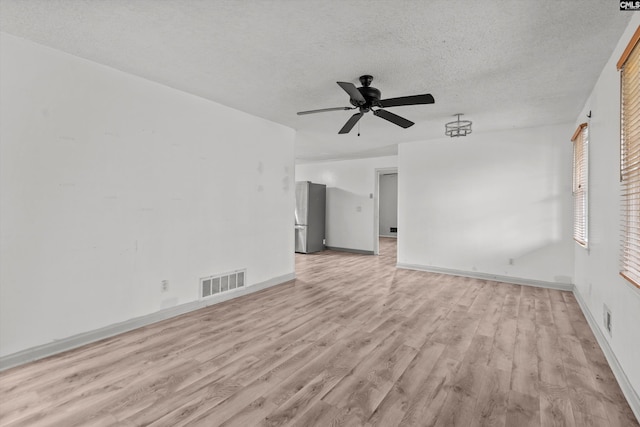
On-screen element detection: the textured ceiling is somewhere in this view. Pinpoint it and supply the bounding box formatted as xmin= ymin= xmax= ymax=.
xmin=0 ymin=0 xmax=632 ymax=162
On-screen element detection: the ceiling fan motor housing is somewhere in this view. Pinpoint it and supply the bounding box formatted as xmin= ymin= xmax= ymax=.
xmin=349 ymin=75 xmax=382 ymax=111
xmin=352 ymin=87 xmax=381 ymax=111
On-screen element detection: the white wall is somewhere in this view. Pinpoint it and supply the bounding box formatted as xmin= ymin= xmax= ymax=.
xmin=0 ymin=34 xmax=295 ymax=358
xmin=379 ymin=173 xmax=398 ymax=237
xmin=573 ymin=16 xmax=640 ymax=403
xmin=398 ymin=123 xmax=574 ymax=285
xmin=296 ymin=156 xmax=397 ymax=252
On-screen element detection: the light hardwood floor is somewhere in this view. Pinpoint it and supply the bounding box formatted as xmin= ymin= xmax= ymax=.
xmin=0 ymin=238 xmax=637 ymax=426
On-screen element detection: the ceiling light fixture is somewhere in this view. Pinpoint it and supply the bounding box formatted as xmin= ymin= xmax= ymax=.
xmin=445 ymin=113 xmax=472 ymax=137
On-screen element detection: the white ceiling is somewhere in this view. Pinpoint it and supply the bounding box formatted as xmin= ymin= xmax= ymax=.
xmin=0 ymin=0 xmax=631 ymax=162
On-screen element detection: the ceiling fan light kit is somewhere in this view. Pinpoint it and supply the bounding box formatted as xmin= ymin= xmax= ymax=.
xmin=297 ymin=75 xmax=435 ymax=134
xmin=445 ymin=113 xmax=472 ymax=137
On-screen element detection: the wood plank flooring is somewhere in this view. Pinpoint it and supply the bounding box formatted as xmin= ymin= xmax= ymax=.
xmin=0 ymin=238 xmax=637 ymax=426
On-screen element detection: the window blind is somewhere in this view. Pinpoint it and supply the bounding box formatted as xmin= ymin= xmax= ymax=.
xmin=619 ymin=26 xmax=640 ymax=289
xmin=572 ymin=123 xmax=588 ymax=246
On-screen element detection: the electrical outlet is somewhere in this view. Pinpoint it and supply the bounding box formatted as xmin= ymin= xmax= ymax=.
xmin=161 ymin=280 xmax=169 ymax=292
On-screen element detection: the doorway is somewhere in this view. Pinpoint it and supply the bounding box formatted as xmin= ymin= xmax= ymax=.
xmin=379 ymin=173 xmax=398 ymax=238
xmin=374 ymin=167 xmax=398 ymax=256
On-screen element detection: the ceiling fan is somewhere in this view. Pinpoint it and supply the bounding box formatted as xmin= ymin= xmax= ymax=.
xmin=297 ymin=75 xmax=435 ymax=134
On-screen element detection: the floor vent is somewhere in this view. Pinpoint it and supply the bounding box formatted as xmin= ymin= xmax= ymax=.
xmin=200 ymin=270 xmax=246 ymax=299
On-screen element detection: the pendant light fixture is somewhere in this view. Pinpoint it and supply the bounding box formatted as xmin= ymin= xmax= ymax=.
xmin=445 ymin=113 xmax=472 ymax=137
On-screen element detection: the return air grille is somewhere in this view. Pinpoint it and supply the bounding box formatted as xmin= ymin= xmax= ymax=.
xmin=200 ymin=269 xmax=246 ymax=299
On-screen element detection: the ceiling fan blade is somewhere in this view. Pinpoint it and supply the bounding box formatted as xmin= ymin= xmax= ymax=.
xmin=338 ymin=112 xmax=364 ymax=134
xmin=378 ymin=94 xmax=435 ymax=108
xmin=373 ymin=109 xmax=414 ymax=128
xmin=337 ymin=81 xmax=366 ymax=105
xmin=297 ymin=107 xmax=354 ymax=115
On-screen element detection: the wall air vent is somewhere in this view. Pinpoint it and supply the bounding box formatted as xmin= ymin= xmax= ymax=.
xmin=603 ymin=304 xmax=612 ymax=337
xmin=200 ymin=269 xmax=246 ymax=299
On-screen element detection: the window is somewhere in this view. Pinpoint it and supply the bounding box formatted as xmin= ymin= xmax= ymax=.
xmin=618 ymin=26 xmax=640 ymax=289
xmin=572 ymin=122 xmax=588 ymax=246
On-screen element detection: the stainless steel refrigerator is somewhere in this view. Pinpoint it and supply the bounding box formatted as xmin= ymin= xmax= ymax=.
xmin=295 ymin=181 xmax=326 ymax=253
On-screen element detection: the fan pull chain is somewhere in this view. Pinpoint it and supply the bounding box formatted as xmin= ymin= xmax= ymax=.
xmin=358 ymin=120 xmax=361 ymax=137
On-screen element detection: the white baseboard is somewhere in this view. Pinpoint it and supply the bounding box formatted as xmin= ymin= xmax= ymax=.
xmin=396 ymin=263 xmax=573 ymax=291
xmin=0 ymin=272 xmax=295 ymax=371
xmin=573 ymin=286 xmax=640 ymax=422
xmin=325 ymin=246 xmax=375 ymax=255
